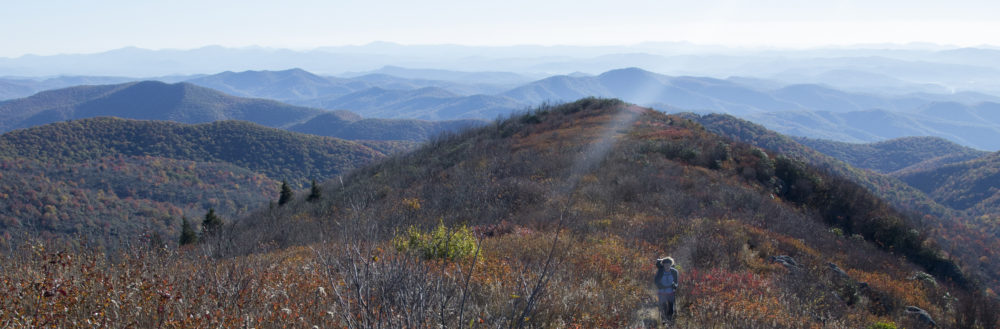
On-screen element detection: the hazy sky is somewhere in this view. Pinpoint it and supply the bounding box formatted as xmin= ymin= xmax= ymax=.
xmin=2 ymin=0 xmax=999 ymax=57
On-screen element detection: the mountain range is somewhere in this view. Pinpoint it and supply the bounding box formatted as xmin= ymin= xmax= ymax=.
xmin=746 ymin=102 xmax=1000 ymax=151
xmin=0 ymin=80 xmax=485 ymax=142
xmin=0 ymin=75 xmax=141 ymax=100
xmin=6 ymin=66 xmax=1000 ymax=152
xmin=181 ymin=68 xmax=1000 ymax=150
xmin=187 ymin=67 xmax=1000 ymax=138
xmin=7 ymin=44 xmax=1000 ymax=96
xmin=0 ymin=81 xmax=324 ymax=132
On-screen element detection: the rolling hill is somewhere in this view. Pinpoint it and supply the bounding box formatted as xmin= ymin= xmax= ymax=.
xmin=896 ymin=152 xmax=1000 ymax=216
xmin=0 ymin=117 xmax=391 ymax=246
xmin=0 ymin=117 xmax=384 ymax=185
xmin=794 ymin=136 xmax=989 ymax=174
xmin=0 ymin=80 xmax=326 ymax=132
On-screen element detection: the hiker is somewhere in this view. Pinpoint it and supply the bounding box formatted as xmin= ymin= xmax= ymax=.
xmin=654 ymin=256 xmax=679 ymax=324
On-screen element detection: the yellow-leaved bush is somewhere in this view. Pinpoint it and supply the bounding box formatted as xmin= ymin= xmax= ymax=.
xmin=393 ymin=221 xmax=477 ymax=260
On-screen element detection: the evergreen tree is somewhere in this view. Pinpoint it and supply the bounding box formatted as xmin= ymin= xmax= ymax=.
xmin=201 ymin=208 xmax=223 ymax=237
xmin=279 ymin=180 xmax=293 ymax=206
xmin=307 ymin=179 xmax=321 ymax=202
xmin=178 ymin=217 xmax=198 ymax=245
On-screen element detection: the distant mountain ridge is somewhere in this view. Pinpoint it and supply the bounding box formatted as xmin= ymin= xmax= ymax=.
xmin=0 ymin=80 xmax=484 ymax=142
xmin=506 ymin=67 xmax=996 ymax=115
xmin=0 ymin=81 xmax=325 ymax=132
xmin=185 ymin=68 xmax=526 ymax=120
xmin=343 ymin=65 xmax=534 ymax=85
xmin=9 ymin=44 xmax=1000 ymax=96
xmin=184 ymin=67 xmax=1000 ymax=125
xmin=0 ymin=75 xmax=144 ymax=100
xmin=184 ymin=68 xmax=361 ymax=102
xmin=287 ymin=111 xmax=485 ymax=141
xmin=7 ymin=67 xmax=1000 ymax=151
xmin=746 ymin=104 xmax=1000 ymax=151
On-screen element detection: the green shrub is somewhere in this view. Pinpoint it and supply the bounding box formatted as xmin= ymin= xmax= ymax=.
xmin=393 ymin=221 xmax=477 ymax=260
xmin=867 ymin=321 xmax=897 ymax=329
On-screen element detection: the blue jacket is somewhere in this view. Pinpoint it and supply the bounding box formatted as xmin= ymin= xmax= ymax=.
xmin=655 ymin=265 xmax=679 ymax=292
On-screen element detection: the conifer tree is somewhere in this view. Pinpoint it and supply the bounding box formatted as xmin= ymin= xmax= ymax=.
xmin=307 ymin=179 xmax=321 ymax=202
xmin=279 ymin=180 xmax=293 ymax=206
xmin=201 ymin=208 xmax=223 ymax=237
xmin=178 ymin=217 xmax=198 ymax=245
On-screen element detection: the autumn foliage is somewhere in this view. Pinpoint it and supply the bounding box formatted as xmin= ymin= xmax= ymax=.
xmin=1 ymin=99 xmax=998 ymax=328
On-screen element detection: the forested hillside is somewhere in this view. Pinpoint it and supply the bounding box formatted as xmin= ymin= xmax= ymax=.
xmin=0 ymin=117 xmax=383 ymax=185
xmin=897 ymin=152 xmax=1000 ymax=216
xmin=681 ymin=113 xmax=955 ymax=218
xmin=795 ymin=136 xmax=988 ymax=174
xmin=685 ymin=113 xmax=1000 ymax=291
xmin=0 ymin=117 xmax=390 ymax=247
xmin=0 ymin=156 xmax=278 ymax=246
